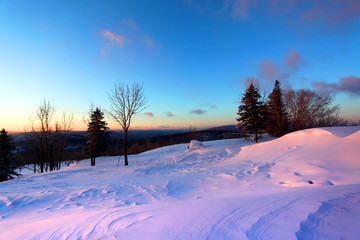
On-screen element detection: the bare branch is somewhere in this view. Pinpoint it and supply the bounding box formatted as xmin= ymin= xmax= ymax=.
xmin=107 ymin=81 xmax=148 ymax=131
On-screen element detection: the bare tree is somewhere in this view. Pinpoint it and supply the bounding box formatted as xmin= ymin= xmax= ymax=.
xmin=107 ymin=82 xmax=148 ymax=166
xmin=52 ymin=112 xmax=74 ymax=170
xmin=285 ymin=89 xmax=340 ymax=131
xmin=24 ymin=99 xmax=74 ymax=173
xmin=26 ymin=99 xmax=55 ymax=173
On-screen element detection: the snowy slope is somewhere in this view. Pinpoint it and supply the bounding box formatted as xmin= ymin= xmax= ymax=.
xmin=0 ymin=126 xmax=360 ymax=240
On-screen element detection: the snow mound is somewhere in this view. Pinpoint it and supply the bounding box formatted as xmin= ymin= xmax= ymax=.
xmin=345 ymin=129 xmax=360 ymax=140
xmin=320 ymin=126 xmax=360 ymax=138
xmin=188 ymin=140 xmax=203 ymax=150
xmin=232 ymin=127 xmax=360 ymax=188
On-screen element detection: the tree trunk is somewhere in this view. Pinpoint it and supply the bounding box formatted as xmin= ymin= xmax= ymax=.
xmin=91 ymin=154 xmax=95 ymax=166
xmin=254 ymin=127 xmax=258 ymax=142
xmin=124 ymin=129 xmax=128 ymax=166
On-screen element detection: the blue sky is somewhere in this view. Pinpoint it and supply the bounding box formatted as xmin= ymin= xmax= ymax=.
xmin=1 ymin=0 xmax=359 ymax=131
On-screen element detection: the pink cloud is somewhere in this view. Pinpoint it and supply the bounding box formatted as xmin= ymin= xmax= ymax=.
xmin=166 ymin=111 xmax=175 ymax=117
xmin=313 ymin=76 xmax=360 ymax=97
xmin=144 ymin=112 xmax=154 ymax=117
xmin=245 ymin=48 xmax=307 ymax=89
xmin=259 ymin=60 xmax=279 ymax=79
xmin=285 ymin=48 xmax=306 ymax=69
xmin=190 ymin=109 xmax=206 ymax=115
xmin=101 ymin=30 xmax=130 ymax=48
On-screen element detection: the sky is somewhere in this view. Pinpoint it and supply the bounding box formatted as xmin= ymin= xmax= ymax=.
xmin=0 ymin=0 xmax=359 ymax=132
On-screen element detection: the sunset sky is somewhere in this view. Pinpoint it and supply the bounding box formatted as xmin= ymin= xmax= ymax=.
xmin=1 ymin=0 xmax=359 ymax=132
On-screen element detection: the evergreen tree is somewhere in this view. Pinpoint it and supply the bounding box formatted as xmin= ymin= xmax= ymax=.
xmin=236 ymin=83 xmax=268 ymax=142
xmin=0 ymin=129 xmax=20 ymax=181
xmin=267 ymin=80 xmax=288 ymax=136
xmin=86 ymin=108 xmax=109 ymax=166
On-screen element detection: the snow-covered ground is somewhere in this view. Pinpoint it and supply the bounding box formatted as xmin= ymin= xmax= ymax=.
xmin=1 ymin=126 xmax=360 ymax=240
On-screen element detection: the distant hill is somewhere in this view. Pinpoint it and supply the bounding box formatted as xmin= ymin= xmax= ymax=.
xmin=206 ymin=125 xmax=238 ymax=131
xmin=108 ymin=129 xmax=188 ymax=140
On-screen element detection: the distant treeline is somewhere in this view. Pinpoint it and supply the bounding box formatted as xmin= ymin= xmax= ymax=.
xmin=10 ymin=128 xmax=242 ymax=173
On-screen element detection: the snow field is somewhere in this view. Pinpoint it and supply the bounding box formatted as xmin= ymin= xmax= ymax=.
xmin=0 ymin=126 xmax=360 ymax=239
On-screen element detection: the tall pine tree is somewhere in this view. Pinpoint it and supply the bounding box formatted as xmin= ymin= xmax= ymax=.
xmin=0 ymin=129 xmax=19 ymax=181
xmin=236 ymin=83 xmax=268 ymax=142
xmin=86 ymin=108 xmax=109 ymax=166
xmin=267 ymin=80 xmax=288 ymax=136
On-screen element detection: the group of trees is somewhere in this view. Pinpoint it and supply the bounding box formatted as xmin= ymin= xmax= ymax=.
xmin=0 ymin=81 xmax=147 ymax=182
xmin=31 ymin=82 xmax=148 ymax=169
xmin=86 ymin=82 xmax=148 ymax=166
xmin=237 ymin=80 xmax=341 ymax=142
xmin=24 ymin=100 xmax=75 ymax=173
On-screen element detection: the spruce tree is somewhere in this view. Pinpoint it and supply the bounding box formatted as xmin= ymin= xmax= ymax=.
xmin=86 ymin=108 xmax=109 ymax=166
xmin=0 ymin=129 xmax=19 ymax=181
xmin=267 ymin=80 xmax=288 ymax=136
xmin=236 ymin=83 xmax=268 ymax=142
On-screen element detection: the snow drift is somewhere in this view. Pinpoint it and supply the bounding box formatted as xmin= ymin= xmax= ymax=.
xmin=0 ymin=126 xmax=359 ymax=239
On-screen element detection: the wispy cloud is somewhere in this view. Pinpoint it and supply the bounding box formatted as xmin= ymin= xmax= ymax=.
xmin=166 ymin=111 xmax=175 ymax=117
xmin=222 ymin=0 xmax=360 ymax=31
xmin=101 ymin=30 xmax=130 ymax=48
xmin=201 ymin=103 xmax=217 ymax=109
xmin=224 ymin=0 xmax=257 ymax=19
xmin=141 ymin=36 xmax=162 ymax=48
xmin=99 ymin=18 xmax=161 ymax=58
xmin=159 ymin=125 xmax=170 ymax=129
xmin=296 ymin=0 xmax=360 ymax=30
xmin=144 ymin=112 xmax=154 ymax=117
xmin=100 ymin=30 xmax=131 ymax=58
xmin=313 ymin=76 xmax=360 ymax=97
xmin=327 ymin=0 xmax=360 ymax=27
xmin=190 ymin=109 xmax=206 ymax=115
xmin=121 ymin=17 xmax=139 ymax=31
